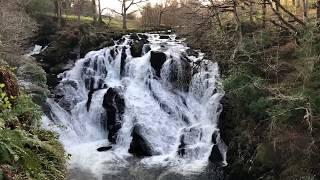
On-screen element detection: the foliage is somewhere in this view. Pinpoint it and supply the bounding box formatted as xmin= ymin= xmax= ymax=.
xmin=184 ymin=16 xmax=320 ymax=178
xmin=0 ymin=84 xmax=14 ymax=111
xmin=0 ymin=68 xmax=66 ymax=179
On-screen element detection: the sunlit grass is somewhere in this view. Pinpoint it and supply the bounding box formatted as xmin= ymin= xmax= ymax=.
xmin=62 ymin=14 xmax=140 ymax=30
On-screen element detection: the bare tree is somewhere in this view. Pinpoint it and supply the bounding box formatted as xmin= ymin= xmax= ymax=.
xmin=92 ymin=0 xmax=97 ymax=22
xmin=111 ymin=0 xmax=147 ymax=29
xmin=157 ymin=0 xmax=172 ymax=26
xmin=53 ymin=0 xmax=62 ymax=27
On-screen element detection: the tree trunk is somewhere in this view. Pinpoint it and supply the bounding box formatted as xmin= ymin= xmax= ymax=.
xmin=303 ymin=0 xmax=308 ymax=20
xmin=98 ymin=0 xmax=103 ymax=23
xmin=232 ymin=0 xmax=241 ymax=29
xmin=159 ymin=11 xmax=163 ymax=26
xmin=317 ymin=0 xmax=320 ymax=19
xmin=77 ymin=0 xmax=81 ymax=24
xmin=123 ymin=13 xmax=127 ymax=30
xmin=54 ymin=0 xmax=62 ymax=27
xmin=92 ymin=0 xmax=97 ymax=22
xmin=263 ymin=0 xmax=267 ymax=27
xmin=249 ymin=1 xmax=254 ymax=23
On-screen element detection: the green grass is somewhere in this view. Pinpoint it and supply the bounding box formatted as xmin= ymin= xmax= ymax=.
xmin=62 ymin=14 xmax=140 ymax=30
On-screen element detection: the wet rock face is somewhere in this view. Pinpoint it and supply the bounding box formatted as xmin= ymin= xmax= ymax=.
xmin=102 ymin=88 xmax=125 ymax=144
xmin=128 ymin=125 xmax=154 ymax=157
xmin=167 ymin=55 xmax=192 ymax=91
xmin=209 ymin=145 xmax=224 ymax=164
xmin=186 ymin=49 xmax=199 ymax=57
xmin=208 ymin=130 xmax=227 ymax=166
xmin=130 ymin=33 xmax=149 ymax=57
xmin=150 ymin=51 xmax=167 ymax=77
xmin=33 ymin=24 xmax=123 ymax=89
xmin=54 ymin=80 xmax=80 ymax=112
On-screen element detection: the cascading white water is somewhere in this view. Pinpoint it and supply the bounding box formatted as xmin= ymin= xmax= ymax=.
xmin=42 ymin=33 xmax=227 ymax=180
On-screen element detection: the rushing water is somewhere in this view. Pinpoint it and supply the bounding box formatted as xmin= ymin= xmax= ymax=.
xmin=42 ymin=33 xmax=227 ymax=180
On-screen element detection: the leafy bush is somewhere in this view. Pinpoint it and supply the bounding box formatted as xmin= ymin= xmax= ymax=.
xmin=0 ymin=68 xmax=66 ymax=179
xmin=0 ymin=84 xmax=14 ymax=111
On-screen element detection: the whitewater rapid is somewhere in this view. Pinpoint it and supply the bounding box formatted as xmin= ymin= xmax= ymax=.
xmin=42 ymin=33 xmax=226 ymax=180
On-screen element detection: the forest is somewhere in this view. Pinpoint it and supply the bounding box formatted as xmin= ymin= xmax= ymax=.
xmin=0 ymin=0 xmax=320 ymax=179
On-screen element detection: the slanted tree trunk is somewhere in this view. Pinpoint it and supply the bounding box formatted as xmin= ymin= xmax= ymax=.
xmin=98 ymin=0 xmax=103 ymax=23
xmin=92 ymin=0 xmax=97 ymax=22
xmin=275 ymin=0 xmax=280 ymax=12
xmin=317 ymin=0 xmax=320 ymax=19
xmin=263 ymin=0 xmax=267 ymax=27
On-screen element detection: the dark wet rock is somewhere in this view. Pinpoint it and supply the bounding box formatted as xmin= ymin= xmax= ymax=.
xmin=177 ymin=135 xmax=186 ymax=157
xmin=138 ymin=34 xmax=148 ymax=40
xmin=150 ymin=51 xmax=167 ymax=77
xmin=186 ymin=49 xmax=199 ymax=57
xmin=117 ymin=37 xmax=126 ymax=45
xmin=86 ymin=90 xmax=95 ymax=111
xmin=121 ymin=47 xmax=127 ymax=76
xmin=166 ymin=55 xmax=191 ymax=91
xmin=143 ymin=44 xmax=151 ymax=54
xmin=102 ymin=88 xmax=125 ymax=144
xmin=84 ymin=77 xmax=95 ymax=91
xmin=211 ymin=131 xmax=220 ymax=144
xmin=130 ymin=33 xmax=140 ymax=40
xmin=54 ymin=80 xmax=80 ymax=112
xmin=159 ymin=35 xmax=170 ymax=39
xmin=97 ymin=146 xmax=112 ymax=152
xmin=130 ymin=41 xmax=145 ymax=57
xmin=33 ymin=23 xmax=124 ymax=89
xmin=209 ymin=145 xmax=224 ymax=165
xmin=130 ymin=34 xmax=149 ymax=57
xmin=128 ymin=125 xmax=154 ymax=157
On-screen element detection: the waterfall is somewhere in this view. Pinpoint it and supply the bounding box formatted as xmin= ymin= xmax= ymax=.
xmin=42 ymin=33 xmax=227 ymax=180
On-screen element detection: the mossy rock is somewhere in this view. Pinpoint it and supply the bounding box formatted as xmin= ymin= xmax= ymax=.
xmin=0 ymin=59 xmax=8 ymax=67
xmin=17 ymin=60 xmax=49 ymax=105
xmin=0 ymin=66 xmax=19 ymax=97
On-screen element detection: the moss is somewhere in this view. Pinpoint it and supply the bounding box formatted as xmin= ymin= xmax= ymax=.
xmin=17 ymin=60 xmax=50 ymax=105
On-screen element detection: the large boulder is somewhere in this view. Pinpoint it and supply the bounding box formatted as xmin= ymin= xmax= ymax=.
xmin=209 ymin=130 xmax=227 ymax=166
xmin=150 ymin=51 xmax=167 ymax=77
xmin=130 ymin=33 xmax=149 ymax=57
xmin=209 ymin=145 xmax=224 ymax=164
xmin=128 ymin=125 xmax=154 ymax=157
xmin=102 ymin=88 xmax=125 ymax=144
xmin=17 ymin=57 xmax=49 ymax=105
xmin=166 ymin=55 xmax=191 ymax=91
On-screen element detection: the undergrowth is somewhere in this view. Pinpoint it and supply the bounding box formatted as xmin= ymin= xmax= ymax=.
xmin=0 ymin=67 xmax=66 ymax=180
